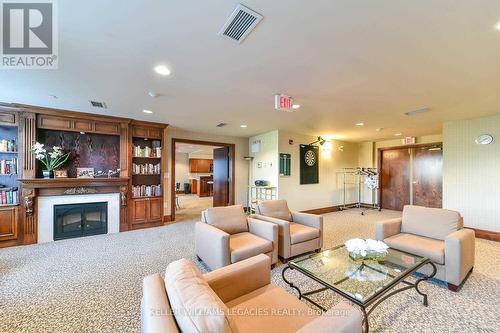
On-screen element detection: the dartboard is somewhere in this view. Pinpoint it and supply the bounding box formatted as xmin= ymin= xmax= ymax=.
xmin=304 ymin=150 xmax=316 ymax=166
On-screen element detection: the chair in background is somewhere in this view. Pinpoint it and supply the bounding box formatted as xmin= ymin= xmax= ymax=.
xmin=376 ymin=205 xmax=475 ymax=291
xmin=195 ymin=205 xmax=278 ymax=270
xmin=253 ymin=200 xmax=323 ymax=263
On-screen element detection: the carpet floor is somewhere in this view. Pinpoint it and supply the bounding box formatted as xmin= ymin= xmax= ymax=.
xmin=0 ymin=209 xmax=499 ymax=333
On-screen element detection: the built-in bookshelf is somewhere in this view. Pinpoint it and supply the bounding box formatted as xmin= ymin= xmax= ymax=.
xmin=0 ymin=125 xmax=19 ymax=206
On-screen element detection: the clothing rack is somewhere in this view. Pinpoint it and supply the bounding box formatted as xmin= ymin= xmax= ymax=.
xmin=340 ymin=167 xmax=381 ymax=215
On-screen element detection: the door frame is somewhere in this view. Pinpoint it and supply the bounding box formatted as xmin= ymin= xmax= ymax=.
xmin=171 ymin=138 xmax=236 ymax=221
xmin=377 ymin=142 xmax=442 ymax=210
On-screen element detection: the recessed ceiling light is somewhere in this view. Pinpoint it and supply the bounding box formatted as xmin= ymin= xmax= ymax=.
xmin=240 ymin=124 xmax=248 ymax=128
xmin=143 ymin=109 xmax=153 ymax=114
xmin=148 ymin=91 xmax=159 ymax=98
xmin=394 ymin=133 xmax=402 ymax=136
xmin=495 ymin=21 xmax=500 ymax=30
xmin=355 ymin=122 xmax=365 ymax=126
xmin=292 ymin=104 xmax=300 ymax=109
xmin=154 ymin=65 xmax=171 ymax=76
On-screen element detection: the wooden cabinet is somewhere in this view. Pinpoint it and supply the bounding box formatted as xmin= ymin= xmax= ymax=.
xmin=0 ymin=206 xmax=18 ymax=245
xmin=198 ymin=176 xmax=213 ymax=197
xmin=37 ymin=114 xmax=120 ymax=134
xmin=130 ymin=197 xmax=163 ymax=227
xmin=189 ymin=159 xmax=213 ymax=173
xmin=132 ymin=126 xmax=163 ymax=139
xmin=191 ymin=179 xmax=198 ymax=194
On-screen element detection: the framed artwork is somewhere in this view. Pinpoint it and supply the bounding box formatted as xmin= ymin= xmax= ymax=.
xmin=54 ymin=169 xmax=68 ymax=178
xmin=76 ymin=167 xmax=94 ymax=178
xmin=299 ymin=144 xmax=319 ymax=184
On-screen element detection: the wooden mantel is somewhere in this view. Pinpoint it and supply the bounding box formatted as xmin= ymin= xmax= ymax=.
xmin=19 ymin=177 xmax=129 ymax=189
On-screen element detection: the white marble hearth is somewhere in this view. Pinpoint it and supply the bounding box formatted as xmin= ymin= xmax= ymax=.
xmin=37 ymin=193 xmax=121 ymax=243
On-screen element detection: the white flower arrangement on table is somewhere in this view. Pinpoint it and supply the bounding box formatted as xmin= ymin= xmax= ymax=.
xmin=31 ymin=142 xmax=70 ymax=172
xmin=345 ymin=238 xmax=389 ymax=261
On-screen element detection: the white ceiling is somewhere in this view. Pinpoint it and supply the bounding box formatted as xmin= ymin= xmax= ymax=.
xmin=1 ymin=1 xmax=500 ymax=141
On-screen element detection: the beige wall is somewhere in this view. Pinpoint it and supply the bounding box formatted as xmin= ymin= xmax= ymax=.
xmin=443 ymin=115 xmax=500 ymax=232
xmin=249 ymin=130 xmax=279 ymax=188
xmin=174 ymin=152 xmax=190 ymax=185
xmin=165 ymin=127 xmax=249 ymax=217
xmin=278 ymin=131 xmax=360 ymax=211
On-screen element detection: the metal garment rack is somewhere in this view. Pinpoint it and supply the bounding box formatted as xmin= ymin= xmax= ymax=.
xmin=340 ymin=167 xmax=381 ymax=215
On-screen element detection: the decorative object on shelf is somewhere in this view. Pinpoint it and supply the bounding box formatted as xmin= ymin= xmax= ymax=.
xmin=94 ymin=169 xmax=121 ymax=178
xmin=76 ymin=167 xmax=94 ymax=178
xmin=63 ymin=187 xmax=98 ymax=195
xmin=54 ymin=169 xmax=68 ymax=178
xmin=345 ymin=238 xmax=389 ymax=261
xmin=31 ymin=142 xmax=70 ymax=179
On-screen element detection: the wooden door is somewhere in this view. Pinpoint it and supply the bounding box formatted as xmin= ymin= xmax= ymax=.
xmin=412 ymin=147 xmax=443 ymax=208
xmin=131 ymin=199 xmax=148 ymax=224
xmin=380 ymin=149 xmax=411 ymax=211
xmin=213 ymin=147 xmax=229 ymax=207
xmin=148 ymin=198 xmax=163 ymax=221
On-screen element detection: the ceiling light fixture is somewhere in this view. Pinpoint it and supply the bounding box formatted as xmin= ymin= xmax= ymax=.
xmin=143 ymin=109 xmax=153 ymax=114
xmin=148 ymin=91 xmax=160 ymax=98
xmin=240 ymin=124 xmax=248 ymax=128
xmin=355 ymin=122 xmax=365 ymax=126
xmin=495 ymin=21 xmax=500 ymax=30
xmin=394 ymin=133 xmax=402 ymax=136
xmin=154 ymin=65 xmax=171 ymax=76
xmin=292 ymin=104 xmax=300 ymax=109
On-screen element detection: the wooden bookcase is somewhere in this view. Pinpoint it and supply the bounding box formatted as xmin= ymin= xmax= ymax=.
xmin=129 ymin=122 xmax=166 ymax=229
xmin=0 ymin=110 xmax=21 ymax=247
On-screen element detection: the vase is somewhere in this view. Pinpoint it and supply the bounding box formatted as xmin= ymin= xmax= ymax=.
xmin=42 ymin=170 xmax=53 ymax=179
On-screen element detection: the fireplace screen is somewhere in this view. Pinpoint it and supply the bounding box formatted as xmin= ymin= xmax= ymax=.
xmin=53 ymin=202 xmax=108 ymax=240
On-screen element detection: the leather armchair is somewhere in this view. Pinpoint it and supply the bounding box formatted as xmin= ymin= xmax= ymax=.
xmin=376 ymin=205 xmax=475 ymax=291
xmin=253 ymin=200 xmax=323 ymax=262
xmin=195 ymin=205 xmax=278 ymax=270
xmin=141 ymin=254 xmax=362 ymax=333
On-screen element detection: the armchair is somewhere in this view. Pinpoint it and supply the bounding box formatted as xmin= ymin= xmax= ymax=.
xmin=376 ymin=205 xmax=475 ymax=291
xmin=141 ymin=254 xmax=362 ymax=333
xmin=253 ymin=200 xmax=323 ymax=262
xmin=195 ymin=205 xmax=278 ymax=270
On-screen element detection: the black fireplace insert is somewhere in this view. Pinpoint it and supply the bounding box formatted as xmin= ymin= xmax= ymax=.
xmin=53 ymin=202 xmax=108 ymax=240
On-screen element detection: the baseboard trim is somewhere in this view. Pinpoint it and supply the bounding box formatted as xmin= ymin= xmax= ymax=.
xmin=468 ymin=228 xmax=500 ymax=242
xmin=163 ymin=215 xmax=172 ymax=222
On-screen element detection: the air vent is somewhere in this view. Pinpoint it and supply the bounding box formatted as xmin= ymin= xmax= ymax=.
xmin=89 ymin=100 xmax=108 ymax=109
xmin=405 ymin=107 xmax=430 ymax=116
xmin=216 ymin=122 xmax=228 ymax=127
xmin=219 ymin=4 xmax=263 ymax=44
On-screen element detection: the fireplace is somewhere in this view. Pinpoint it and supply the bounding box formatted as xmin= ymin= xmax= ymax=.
xmin=53 ymin=202 xmax=108 ymax=240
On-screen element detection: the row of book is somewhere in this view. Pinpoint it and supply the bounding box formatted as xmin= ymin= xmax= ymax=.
xmin=132 ymin=163 xmax=161 ymax=175
xmin=0 ymin=188 xmax=19 ymax=205
xmin=0 ymin=158 xmax=18 ymax=175
xmin=133 ymin=141 xmax=162 ymax=158
xmin=132 ymin=184 xmax=162 ymax=197
xmin=0 ymin=139 xmax=17 ymax=152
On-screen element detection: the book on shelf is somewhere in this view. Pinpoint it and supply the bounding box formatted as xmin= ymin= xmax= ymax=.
xmin=132 ymin=162 xmax=161 ymax=175
xmin=133 ymin=140 xmax=162 ymax=158
xmin=0 ymin=187 xmax=18 ymax=205
xmin=132 ymin=184 xmax=162 ymax=197
xmin=0 ymin=139 xmax=17 ymax=153
xmin=0 ymin=158 xmax=17 ymax=175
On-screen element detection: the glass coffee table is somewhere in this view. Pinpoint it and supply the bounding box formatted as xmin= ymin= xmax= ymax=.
xmin=282 ymin=245 xmax=436 ymax=333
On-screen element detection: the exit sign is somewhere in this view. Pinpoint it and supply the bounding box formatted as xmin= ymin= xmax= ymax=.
xmin=275 ymin=94 xmax=294 ymax=111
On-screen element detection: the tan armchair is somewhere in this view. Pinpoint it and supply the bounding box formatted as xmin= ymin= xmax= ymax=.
xmin=253 ymin=200 xmax=323 ymax=262
xmin=195 ymin=205 xmax=278 ymax=270
xmin=141 ymin=254 xmax=362 ymax=333
xmin=376 ymin=205 xmax=475 ymax=291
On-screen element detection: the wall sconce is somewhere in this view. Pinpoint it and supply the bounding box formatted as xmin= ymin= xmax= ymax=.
xmin=322 ymin=141 xmax=333 ymax=153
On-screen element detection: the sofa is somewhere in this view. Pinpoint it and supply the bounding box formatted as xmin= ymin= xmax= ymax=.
xmin=376 ymin=205 xmax=475 ymax=291
xmin=141 ymin=254 xmax=362 ymax=333
xmin=195 ymin=205 xmax=278 ymax=270
xmin=253 ymin=200 xmax=323 ymax=262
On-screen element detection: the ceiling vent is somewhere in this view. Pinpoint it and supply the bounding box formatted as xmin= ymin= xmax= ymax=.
xmin=89 ymin=100 xmax=108 ymax=109
xmin=405 ymin=107 xmax=430 ymax=116
xmin=219 ymin=4 xmax=263 ymax=44
xmin=216 ymin=122 xmax=228 ymax=128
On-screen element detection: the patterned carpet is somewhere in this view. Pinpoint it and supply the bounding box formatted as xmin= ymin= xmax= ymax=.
xmin=0 ymin=209 xmax=499 ymax=333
